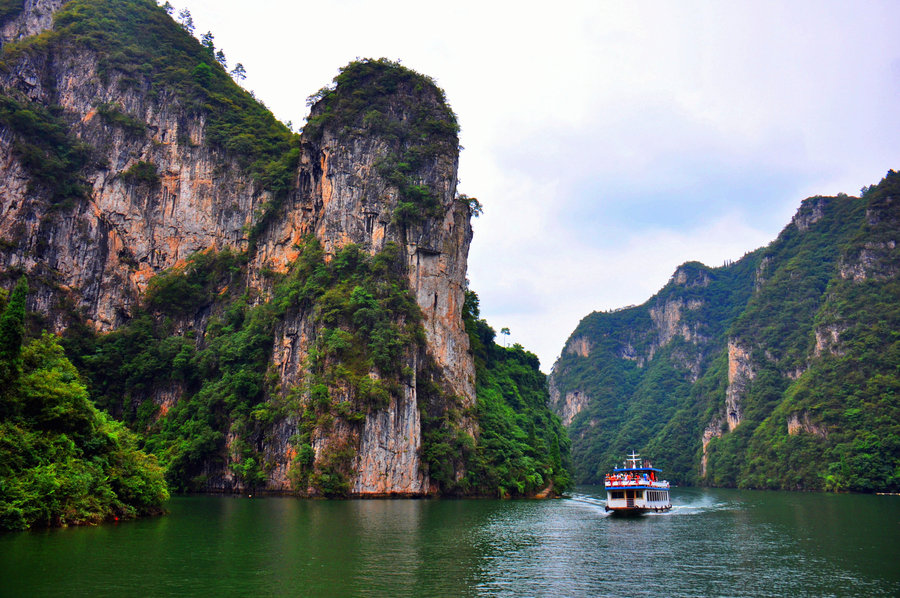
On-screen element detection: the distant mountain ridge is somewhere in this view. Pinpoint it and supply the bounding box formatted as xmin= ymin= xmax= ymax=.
xmin=550 ymin=171 xmax=900 ymax=492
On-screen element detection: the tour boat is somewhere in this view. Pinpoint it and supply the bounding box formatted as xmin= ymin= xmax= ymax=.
xmin=604 ymin=451 xmax=671 ymax=514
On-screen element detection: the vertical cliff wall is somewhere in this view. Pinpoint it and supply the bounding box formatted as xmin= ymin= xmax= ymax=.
xmin=253 ymin=61 xmax=476 ymax=496
xmin=0 ymin=1 xmax=270 ymax=330
xmin=0 ymin=1 xmax=476 ymax=496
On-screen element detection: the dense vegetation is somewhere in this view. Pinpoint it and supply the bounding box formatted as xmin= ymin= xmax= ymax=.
xmin=0 ymin=279 xmax=168 ymax=531
xmin=65 ymin=240 xmax=570 ymax=498
xmin=553 ymin=171 xmax=900 ymax=492
xmin=556 ymin=254 xmax=760 ymax=482
xmin=64 ymin=239 xmax=424 ymax=495
xmin=0 ymin=92 xmax=92 ymax=209
xmin=425 ymin=290 xmax=571 ymax=497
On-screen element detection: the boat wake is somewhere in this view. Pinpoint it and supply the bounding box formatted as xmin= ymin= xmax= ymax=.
xmin=568 ymin=493 xmax=607 ymax=510
xmin=666 ymin=493 xmax=731 ymax=515
xmin=568 ymin=490 xmax=730 ymax=517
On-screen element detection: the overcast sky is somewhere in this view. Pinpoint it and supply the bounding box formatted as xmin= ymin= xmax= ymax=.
xmin=171 ymin=0 xmax=899 ymax=371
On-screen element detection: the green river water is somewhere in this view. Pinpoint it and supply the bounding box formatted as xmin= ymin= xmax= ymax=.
xmin=1 ymin=486 xmax=898 ymax=597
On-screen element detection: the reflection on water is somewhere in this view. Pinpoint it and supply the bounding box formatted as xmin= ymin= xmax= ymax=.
xmin=1 ymin=487 xmax=897 ymax=597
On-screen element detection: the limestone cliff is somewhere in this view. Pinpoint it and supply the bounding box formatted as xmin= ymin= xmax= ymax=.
xmin=0 ymin=0 xmax=476 ymax=496
xmin=551 ymin=172 xmax=900 ymax=493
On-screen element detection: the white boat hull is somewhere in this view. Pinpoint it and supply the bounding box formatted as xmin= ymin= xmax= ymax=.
xmin=605 ymin=486 xmax=671 ymax=513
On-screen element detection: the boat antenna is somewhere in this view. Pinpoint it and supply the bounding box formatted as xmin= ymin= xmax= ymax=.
xmin=627 ymin=450 xmax=641 ymax=468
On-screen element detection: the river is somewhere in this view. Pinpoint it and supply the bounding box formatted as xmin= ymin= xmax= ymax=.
xmin=1 ymin=486 xmax=897 ymax=596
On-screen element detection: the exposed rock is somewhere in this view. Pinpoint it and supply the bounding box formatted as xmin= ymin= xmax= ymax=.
xmin=548 ymin=373 xmax=589 ymax=426
xmin=649 ymin=298 xmax=702 ymax=346
xmin=838 ymin=241 xmax=898 ymax=281
xmin=724 ymin=340 xmax=753 ymax=431
xmin=787 ymin=411 xmax=827 ymax=438
xmin=566 ymin=335 xmax=592 ymax=357
xmin=649 ymin=299 xmax=684 ymax=348
xmin=0 ymin=50 xmax=265 ymax=330
xmin=251 ymin=82 xmax=475 ymax=495
xmin=700 ymin=415 xmax=724 ymax=478
xmin=558 ymin=390 xmax=589 ymax=427
xmin=672 ymin=264 xmax=711 ymax=287
xmin=755 ymin=255 xmax=771 ymax=289
xmin=0 ymin=0 xmax=66 ymax=47
xmin=619 ymin=342 xmax=639 ymax=361
xmin=352 ymin=376 xmax=426 ymax=494
xmin=645 ymin=297 xmax=706 ymax=364
xmin=814 ymin=323 xmax=845 ymax=357
xmin=791 ymin=196 xmax=827 ymax=231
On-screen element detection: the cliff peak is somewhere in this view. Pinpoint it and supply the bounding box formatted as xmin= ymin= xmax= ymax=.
xmin=671 ymin=261 xmax=712 ymax=287
xmin=305 ymin=58 xmax=458 ymax=142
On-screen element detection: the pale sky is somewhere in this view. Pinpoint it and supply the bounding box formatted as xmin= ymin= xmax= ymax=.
xmin=169 ymin=0 xmax=899 ymax=371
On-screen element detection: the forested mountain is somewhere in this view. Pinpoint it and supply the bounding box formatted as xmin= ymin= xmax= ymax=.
xmin=0 ymin=0 xmax=568 ymax=528
xmin=550 ymin=171 xmax=900 ymax=492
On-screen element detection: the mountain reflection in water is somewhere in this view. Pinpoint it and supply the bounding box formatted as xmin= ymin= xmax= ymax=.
xmin=1 ymin=487 xmax=897 ymax=597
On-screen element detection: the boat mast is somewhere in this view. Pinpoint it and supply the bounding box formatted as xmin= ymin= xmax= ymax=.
xmin=626 ymin=451 xmax=641 ymax=469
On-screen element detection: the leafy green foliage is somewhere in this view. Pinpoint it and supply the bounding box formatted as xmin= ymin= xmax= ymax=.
xmin=120 ymin=160 xmax=159 ymax=185
xmin=304 ymin=58 xmax=458 ymax=141
xmin=278 ymin=239 xmax=422 ymax=380
xmin=0 ymin=282 xmax=168 ymax=531
xmin=423 ymin=290 xmax=571 ymax=497
xmin=95 ymin=102 xmax=147 ymax=136
xmin=143 ymin=248 xmax=244 ymax=314
xmin=277 ymin=239 xmax=423 ymax=496
xmin=71 ymin=240 xmax=425 ymax=495
xmin=555 ymin=255 xmax=761 ymax=484
xmin=0 ymin=92 xmax=91 ymax=208
xmin=2 ymin=0 xmax=568 ymax=501
xmin=0 ymin=276 xmax=27 ymax=396
xmin=75 ymin=260 xmax=276 ymax=490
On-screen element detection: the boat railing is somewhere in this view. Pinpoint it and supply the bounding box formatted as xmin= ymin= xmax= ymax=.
xmin=604 ymin=479 xmax=669 ymax=489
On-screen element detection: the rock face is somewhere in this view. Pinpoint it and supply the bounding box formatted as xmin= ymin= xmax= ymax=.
xmin=551 ymin=172 xmax=900 ymax=492
xmin=0 ymin=0 xmax=66 ymax=47
xmin=700 ymin=415 xmax=724 ymax=478
xmin=548 ymin=258 xmax=750 ymax=483
xmin=0 ymin=2 xmax=475 ymax=495
xmin=723 ymin=340 xmax=752 ymax=432
xmin=786 ymin=411 xmax=827 ymax=438
xmin=0 ymin=43 xmax=264 ymax=330
xmin=548 ymin=375 xmax=589 ymax=427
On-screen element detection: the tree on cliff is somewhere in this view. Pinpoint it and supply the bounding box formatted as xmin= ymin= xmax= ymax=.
xmin=230 ymin=62 xmax=246 ymax=81
xmin=177 ymin=8 xmax=194 ymax=34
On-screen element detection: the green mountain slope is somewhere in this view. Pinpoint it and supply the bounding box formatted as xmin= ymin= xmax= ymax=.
xmin=552 ymin=171 xmax=900 ymax=492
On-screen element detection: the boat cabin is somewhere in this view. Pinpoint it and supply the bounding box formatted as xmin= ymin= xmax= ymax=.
xmin=604 ymin=452 xmax=671 ymax=513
